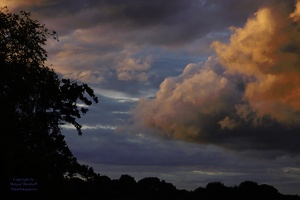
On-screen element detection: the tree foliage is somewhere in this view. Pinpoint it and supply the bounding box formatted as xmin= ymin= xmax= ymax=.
xmin=0 ymin=7 xmax=98 ymax=192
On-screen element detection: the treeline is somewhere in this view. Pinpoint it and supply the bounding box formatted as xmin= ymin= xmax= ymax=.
xmin=9 ymin=174 xmax=300 ymax=200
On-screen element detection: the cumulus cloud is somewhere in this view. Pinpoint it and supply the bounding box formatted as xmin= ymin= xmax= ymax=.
xmin=212 ymin=0 xmax=300 ymax=124
xmin=134 ymin=57 xmax=242 ymax=141
xmin=134 ymin=1 xmax=300 ymax=153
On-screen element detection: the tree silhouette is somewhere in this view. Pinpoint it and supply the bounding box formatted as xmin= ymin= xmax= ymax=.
xmin=0 ymin=7 xmax=98 ymax=195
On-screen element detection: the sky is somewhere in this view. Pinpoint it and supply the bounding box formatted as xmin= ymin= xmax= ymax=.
xmin=2 ymin=0 xmax=300 ymax=195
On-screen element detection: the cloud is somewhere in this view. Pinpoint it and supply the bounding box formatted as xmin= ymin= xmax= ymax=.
xmin=212 ymin=1 xmax=300 ymax=124
xmin=133 ymin=1 xmax=300 ymax=153
xmin=133 ymin=57 xmax=242 ymax=142
xmin=7 ymin=0 xmax=270 ymax=44
xmin=115 ymin=49 xmax=152 ymax=82
xmin=0 ymin=0 xmax=50 ymax=10
xmin=3 ymin=0 xmax=280 ymax=97
xmin=64 ymin=125 xmax=300 ymax=193
xmin=7 ymin=0 xmax=300 ymax=153
xmin=45 ymin=28 xmax=153 ymax=83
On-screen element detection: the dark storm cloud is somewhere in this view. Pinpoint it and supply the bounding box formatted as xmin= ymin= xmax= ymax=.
xmin=11 ymin=0 xmax=273 ymax=45
xmin=94 ymin=0 xmax=271 ymax=46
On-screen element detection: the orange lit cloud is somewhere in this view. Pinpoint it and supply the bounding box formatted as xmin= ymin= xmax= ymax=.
xmin=0 ymin=0 xmax=50 ymax=11
xmin=212 ymin=1 xmax=300 ymax=124
xmin=134 ymin=1 xmax=300 ymax=152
